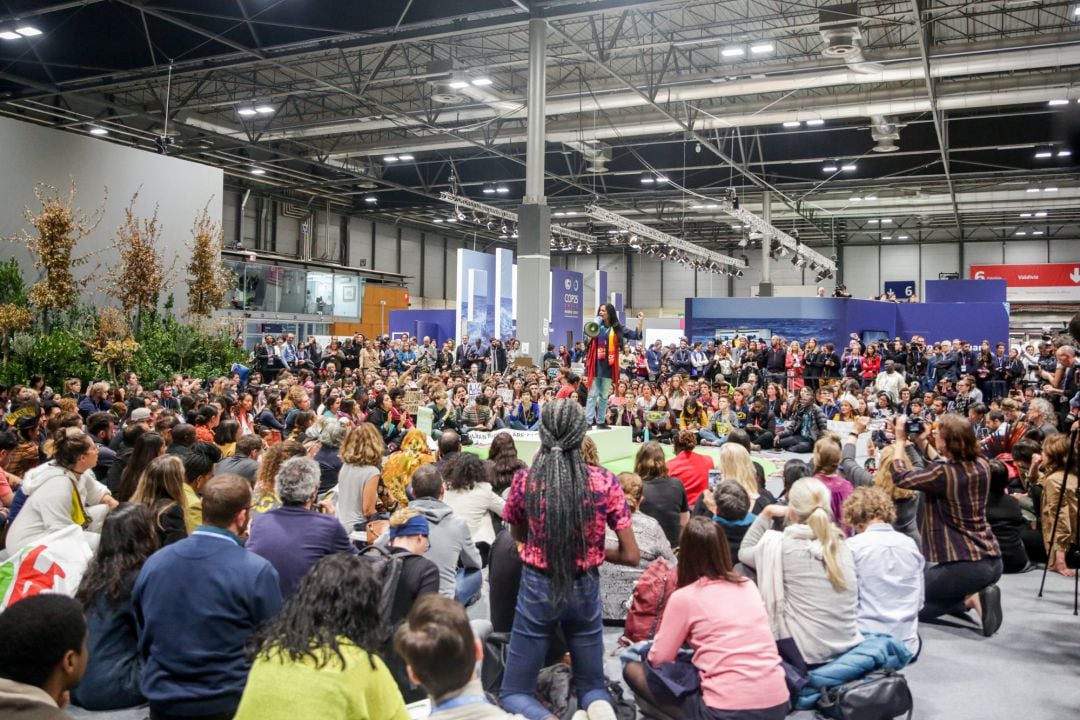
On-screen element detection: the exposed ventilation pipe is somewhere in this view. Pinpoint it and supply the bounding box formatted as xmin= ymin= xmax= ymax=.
xmin=322 ymin=81 xmax=1077 ymax=158
xmin=178 ymin=42 xmax=1080 ymax=144
xmin=869 ymin=115 xmax=901 ymax=153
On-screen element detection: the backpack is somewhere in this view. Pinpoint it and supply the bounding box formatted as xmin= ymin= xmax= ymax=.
xmin=534 ymin=664 xmax=636 ymax=720
xmin=358 ymin=544 xmax=404 ymax=644
xmin=620 ymin=558 xmax=677 ymax=646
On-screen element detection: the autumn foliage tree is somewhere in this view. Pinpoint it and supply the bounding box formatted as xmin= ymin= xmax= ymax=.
xmin=17 ymin=181 xmax=104 ymax=329
xmin=105 ymin=192 xmax=172 ymax=333
xmin=0 ymin=259 xmax=30 ymax=366
xmin=186 ymin=203 xmax=233 ymax=320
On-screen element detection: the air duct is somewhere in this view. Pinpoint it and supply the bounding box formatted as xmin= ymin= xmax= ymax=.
xmin=869 ymin=115 xmax=901 ymax=153
xmin=819 ymin=4 xmax=862 ymax=58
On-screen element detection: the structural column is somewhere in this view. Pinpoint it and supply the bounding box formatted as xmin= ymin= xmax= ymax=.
xmin=759 ymin=190 xmax=773 ymax=297
xmin=517 ymin=17 xmax=551 ymax=359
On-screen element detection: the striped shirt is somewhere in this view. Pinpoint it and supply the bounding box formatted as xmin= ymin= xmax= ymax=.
xmin=891 ymin=455 xmax=1001 ymax=563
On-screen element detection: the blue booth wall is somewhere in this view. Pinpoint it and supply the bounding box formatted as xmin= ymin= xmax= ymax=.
xmin=685 ymin=297 xmax=1008 ymax=349
xmin=925 ymin=279 xmax=1006 ymax=303
xmin=388 ymin=309 xmax=457 ymax=345
xmin=895 ymin=303 xmax=1009 ymax=346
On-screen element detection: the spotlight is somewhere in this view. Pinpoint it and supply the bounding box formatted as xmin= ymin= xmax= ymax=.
xmin=738 ymin=237 xmax=749 ymax=248
xmin=237 ymin=107 xmax=259 ymax=117
xmin=823 ymin=165 xmax=838 ymax=173
xmin=384 ymin=155 xmax=400 ymax=162
xmin=483 ymin=185 xmax=495 ymax=194
xmin=250 ymin=167 xmax=266 ymax=176
xmin=585 ymin=244 xmax=593 ymax=254
xmin=254 ymin=105 xmax=275 ymax=114
xmin=398 ymin=154 xmax=415 ymax=161
xmin=735 ymin=269 xmax=744 ymax=278
xmin=495 ymin=185 xmax=510 ymax=194
xmin=486 ymin=219 xmax=495 ymax=230
xmin=472 ymin=212 xmax=482 ymax=225
xmin=456 ymin=208 xmax=466 ymax=221
xmin=500 ymin=222 xmax=509 ymax=234
xmin=364 ymin=195 xmax=377 ymax=203
xmin=89 ymin=127 xmax=108 ymax=136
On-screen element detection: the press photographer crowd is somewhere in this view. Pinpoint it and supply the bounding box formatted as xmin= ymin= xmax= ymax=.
xmin=0 ymin=307 xmax=1077 ymax=720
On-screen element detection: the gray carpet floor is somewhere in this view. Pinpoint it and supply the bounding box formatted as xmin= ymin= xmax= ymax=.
xmin=69 ymin=451 xmax=1080 ymax=719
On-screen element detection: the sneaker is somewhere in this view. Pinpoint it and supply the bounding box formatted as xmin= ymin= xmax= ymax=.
xmin=571 ymin=712 xmax=589 ymax=720
xmin=595 ymin=423 xmax=611 ymax=430
xmin=978 ymin=584 xmax=1003 ymax=637
xmin=585 ymin=700 xmax=618 ymax=720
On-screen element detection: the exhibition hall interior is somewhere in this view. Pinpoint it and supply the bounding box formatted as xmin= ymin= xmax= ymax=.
xmin=0 ymin=2 xmax=1078 ymax=720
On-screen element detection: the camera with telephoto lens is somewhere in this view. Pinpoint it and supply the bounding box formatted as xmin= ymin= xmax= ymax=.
xmin=905 ymin=418 xmax=924 ymax=436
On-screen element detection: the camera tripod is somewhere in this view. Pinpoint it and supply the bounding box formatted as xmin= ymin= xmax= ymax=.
xmin=1037 ymin=426 xmax=1080 ymax=615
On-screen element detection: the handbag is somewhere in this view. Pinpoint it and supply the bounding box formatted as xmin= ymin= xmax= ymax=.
xmin=816 ymin=670 xmax=913 ymax=720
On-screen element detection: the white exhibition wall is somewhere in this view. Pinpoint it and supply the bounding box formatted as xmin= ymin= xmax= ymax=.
xmin=220 ymin=190 xmax=1077 ymax=315
xmin=839 ymin=239 xmax=1077 ymax=300
xmin=0 ymin=116 xmax=224 ymax=316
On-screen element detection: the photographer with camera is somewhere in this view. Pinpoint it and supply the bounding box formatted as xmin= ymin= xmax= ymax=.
xmin=890 ymin=414 xmax=1003 ymax=637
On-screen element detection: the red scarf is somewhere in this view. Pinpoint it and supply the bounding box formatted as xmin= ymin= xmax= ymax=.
xmin=584 ymin=325 xmax=620 ymax=387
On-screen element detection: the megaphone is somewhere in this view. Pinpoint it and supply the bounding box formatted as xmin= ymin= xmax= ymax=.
xmin=583 ymin=321 xmax=600 ymax=338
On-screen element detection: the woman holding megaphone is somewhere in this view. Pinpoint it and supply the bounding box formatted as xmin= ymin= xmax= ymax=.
xmin=584 ymin=305 xmax=643 ymax=428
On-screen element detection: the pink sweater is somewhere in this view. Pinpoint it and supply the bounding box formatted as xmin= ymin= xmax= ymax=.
xmin=648 ymin=577 xmax=789 ymax=711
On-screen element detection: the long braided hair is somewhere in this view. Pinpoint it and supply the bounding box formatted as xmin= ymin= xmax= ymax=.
xmin=525 ymin=399 xmax=595 ymax=605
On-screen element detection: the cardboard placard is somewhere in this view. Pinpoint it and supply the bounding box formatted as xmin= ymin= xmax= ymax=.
xmin=404 ymin=389 xmax=424 ymax=415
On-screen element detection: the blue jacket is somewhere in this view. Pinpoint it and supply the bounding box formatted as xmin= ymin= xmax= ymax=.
xmin=796 ymin=633 xmax=912 ymax=709
xmin=133 ymin=528 xmax=282 ymax=717
xmin=246 ymin=505 xmax=356 ymax=597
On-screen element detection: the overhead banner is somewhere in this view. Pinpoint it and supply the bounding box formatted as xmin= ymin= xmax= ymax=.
xmin=970 ymin=263 xmax=1080 ymax=302
xmin=550 ymin=267 xmax=584 ymax=347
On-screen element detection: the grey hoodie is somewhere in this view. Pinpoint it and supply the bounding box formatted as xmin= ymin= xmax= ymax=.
xmin=378 ymin=495 xmax=481 ymax=597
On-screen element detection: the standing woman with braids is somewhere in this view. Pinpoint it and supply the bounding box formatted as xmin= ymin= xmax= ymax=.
xmin=500 ymin=399 xmax=640 ymax=720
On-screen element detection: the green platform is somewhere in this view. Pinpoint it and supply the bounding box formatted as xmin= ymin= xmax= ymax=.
xmin=462 ymin=426 xmax=777 ymax=478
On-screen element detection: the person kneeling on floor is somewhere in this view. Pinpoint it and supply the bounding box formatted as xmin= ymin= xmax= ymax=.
xmin=890 ymin=414 xmax=1004 ymax=637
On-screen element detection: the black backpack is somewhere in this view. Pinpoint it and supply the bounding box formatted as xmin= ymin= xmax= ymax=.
xmin=358 ymin=544 xmax=404 ymax=644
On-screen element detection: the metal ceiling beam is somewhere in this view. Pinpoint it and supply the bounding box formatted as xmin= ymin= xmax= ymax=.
xmin=0 ymin=1 xmax=108 ymax=24
xmin=909 ymin=0 xmax=963 ymax=234
xmin=3 ymin=0 xmax=676 ymax=101
xmin=546 ymin=19 xmax=834 ymax=232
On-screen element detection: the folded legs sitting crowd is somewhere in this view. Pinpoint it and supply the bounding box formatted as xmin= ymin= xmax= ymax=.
xmin=0 ymin=324 xmax=1075 ymax=720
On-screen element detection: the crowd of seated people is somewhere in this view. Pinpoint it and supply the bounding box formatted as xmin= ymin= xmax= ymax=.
xmin=0 ymin=321 xmax=1075 ymax=720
